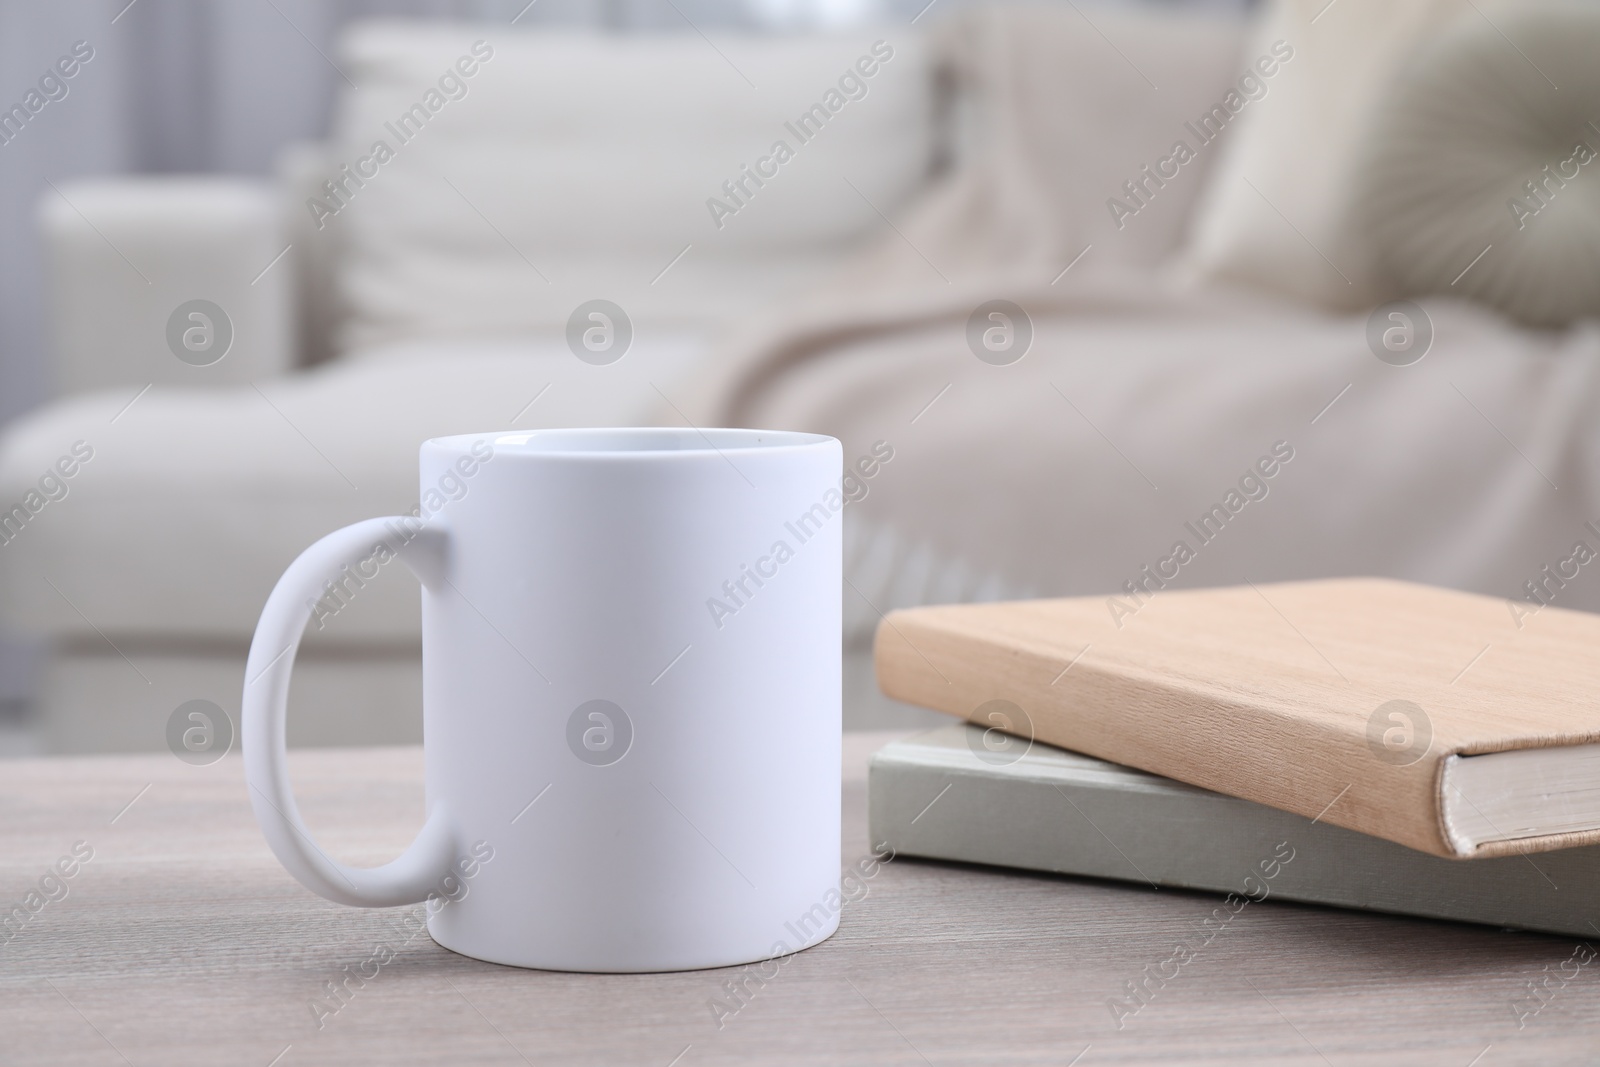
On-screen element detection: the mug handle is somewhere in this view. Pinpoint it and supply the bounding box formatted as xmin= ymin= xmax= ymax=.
xmin=242 ymin=516 xmax=457 ymax=907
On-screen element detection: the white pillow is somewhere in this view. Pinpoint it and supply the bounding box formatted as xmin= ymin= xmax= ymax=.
xmin=1179 ymin=0 xmax=1471 ymax=308
xmin=321 ymin=23 xmax=931 ymax=353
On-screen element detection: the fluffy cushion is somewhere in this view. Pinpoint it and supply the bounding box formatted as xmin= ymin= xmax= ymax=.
xmin=1354 ymin=3 xmax=1600 ymax=327
xmin=1179 ymin=0 xmax=1470 ymax=307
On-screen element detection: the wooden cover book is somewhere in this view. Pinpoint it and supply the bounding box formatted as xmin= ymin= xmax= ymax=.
xmin=874 ymin=578 xmax=1600 ymax=859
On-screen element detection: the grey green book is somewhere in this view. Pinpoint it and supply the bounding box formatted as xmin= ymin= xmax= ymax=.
xmin=868 ymin=724 xmax=1600 ymax=938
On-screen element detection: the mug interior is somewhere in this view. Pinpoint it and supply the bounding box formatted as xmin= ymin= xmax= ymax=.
xmin=430 ymin=427 xmax=831 ymax=455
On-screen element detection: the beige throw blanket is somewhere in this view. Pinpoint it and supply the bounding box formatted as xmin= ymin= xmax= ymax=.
xmin=679 ymin=3 xmax=1261 ymax=426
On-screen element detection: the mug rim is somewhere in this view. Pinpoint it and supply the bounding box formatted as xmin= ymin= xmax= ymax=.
xmin=425 ymin=427 xmax=836 ymax=458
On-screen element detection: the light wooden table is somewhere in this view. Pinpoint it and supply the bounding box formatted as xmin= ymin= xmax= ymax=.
xmin=1 ymin=733 xmax=1595 ymax=1066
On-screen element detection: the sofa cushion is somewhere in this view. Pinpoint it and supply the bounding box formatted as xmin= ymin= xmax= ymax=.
xmin=1180 ymin=0 xmax=1471 ymax=307
xmin=320 ymin=23 xmax=933 ymax=353
xmin=0 ymin=333 xmax=704 ymax=643
xmin=1354 ymin=3 xmax=1600 ymax=327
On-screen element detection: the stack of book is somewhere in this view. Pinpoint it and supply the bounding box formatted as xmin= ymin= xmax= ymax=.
xmin=868 ymin=578 xmax=1600 ymax=936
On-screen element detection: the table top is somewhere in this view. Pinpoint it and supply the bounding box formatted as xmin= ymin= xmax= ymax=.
xmin=2 ymin=733 xmax=1596 ymax=1066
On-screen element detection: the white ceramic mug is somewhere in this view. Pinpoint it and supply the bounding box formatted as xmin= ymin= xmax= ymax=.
xmin=242 ymin=428 xmax=842 ymax=972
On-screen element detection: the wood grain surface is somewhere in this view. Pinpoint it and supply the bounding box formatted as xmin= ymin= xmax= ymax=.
xmin=0 ymin=733 xmax=1596 ymax=1065
xmin=875 ymin=578 xmax=1600 ymax=859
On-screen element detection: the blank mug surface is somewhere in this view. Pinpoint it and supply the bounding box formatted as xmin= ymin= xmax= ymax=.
xmin=243 ymin=428 xmax=843 ymax=972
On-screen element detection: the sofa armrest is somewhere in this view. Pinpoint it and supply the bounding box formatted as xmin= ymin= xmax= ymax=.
xmin=38 ymin=177 xmax=297 ymax=397
xmin=276 ymin=142 xmax=344 ymax=367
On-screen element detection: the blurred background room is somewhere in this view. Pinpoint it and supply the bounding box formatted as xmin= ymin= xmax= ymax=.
xmin=2 ymin=0 xmax=1597 ymax=756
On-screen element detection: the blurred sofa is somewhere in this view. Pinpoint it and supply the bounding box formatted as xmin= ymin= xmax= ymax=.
xmin=4 ymin=5 xmax=1598 ymax=754
xmin=3 ymin=21 xmax=943 ymax=751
